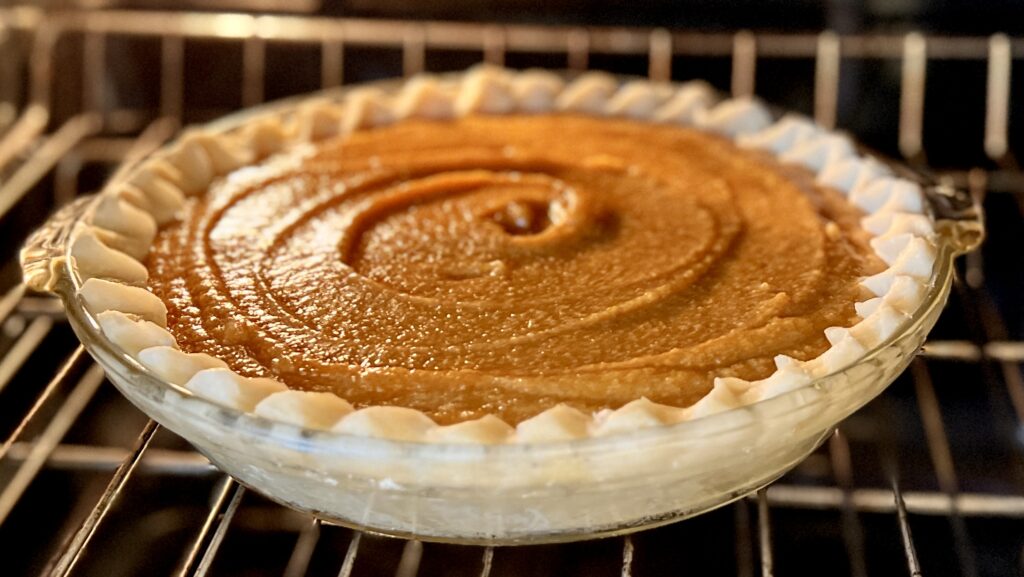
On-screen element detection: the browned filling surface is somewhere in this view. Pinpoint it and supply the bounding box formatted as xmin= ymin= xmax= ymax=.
xmin=146 ymin=114 xmax=882 ymax=424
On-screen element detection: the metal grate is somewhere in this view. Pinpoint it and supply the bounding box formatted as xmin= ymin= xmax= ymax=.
xmin=0 ymin=7 xmax=1022 ymax=577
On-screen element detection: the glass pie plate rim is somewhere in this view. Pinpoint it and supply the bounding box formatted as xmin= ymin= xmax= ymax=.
xmin=21 ymin=71 xmax=985 ymax=543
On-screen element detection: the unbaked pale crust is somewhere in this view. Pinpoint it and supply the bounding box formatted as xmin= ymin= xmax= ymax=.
xmin=67 ymin=66 xmax=937 ymax=443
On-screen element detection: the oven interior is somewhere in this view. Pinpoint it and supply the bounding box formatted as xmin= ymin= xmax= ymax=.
xmin=0 ymin=4 xmax=1022 ymax=576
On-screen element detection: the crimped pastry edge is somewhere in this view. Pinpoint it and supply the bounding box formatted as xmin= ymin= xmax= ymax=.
xmin=68 ymin=65 xmax=938 ymax=444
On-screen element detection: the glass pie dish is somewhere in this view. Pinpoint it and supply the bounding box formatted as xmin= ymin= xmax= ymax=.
xmin=20 ymin=73 xmax=983 ymax=545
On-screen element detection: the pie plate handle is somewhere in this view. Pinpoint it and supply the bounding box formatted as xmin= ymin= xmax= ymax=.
xmin=923 ymin=180 xmax=985 ymax=255
xmin=20 ymin=195 xmax=95 ymax=293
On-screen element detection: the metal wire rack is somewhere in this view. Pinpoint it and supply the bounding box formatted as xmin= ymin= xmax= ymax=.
xmin=0 ymin=6 xmax=1022 ymax=576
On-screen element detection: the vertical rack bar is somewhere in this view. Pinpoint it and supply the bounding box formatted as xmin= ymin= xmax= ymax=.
xmin=336 ymin=531 xmax=363 ymax=577
xmin=829 ymin=431 xmax=868 ymax=577
xmin=964 ymin=169 xmax=987 ymax=289
xmin=283 ymin=518 xmax=322 ymax=577
xmin=29 ymin=21 xmax=57 ymax=110
xmin=160 ymin=34 xmax=184 ymax=121
xmin=731 ymin=30 xmax=756 ymax=98
xmin=899 ymin=32 xmax=927 ymax=160
xmin=877 ymin=374 xmax=925 ymax=577
xmin=814 ymin=31 xmax=840 ymax=129
xmin=190 ymin=484 xmax=246 ymax=577
xmin=483 ymin=26 xmax=506 ymax=67
xmin=911 ymin=360 xmax=979 ymax=577
xmin=892 ymin=478 xmax=923 ymax=577
xmin=394 ymin=540 xmax=423 ymax=577
xmin=0 ymin=103 xmax=48 ymax=174
xmin=0 ymin=284 xmax=26 ymax=325
xmin=0 ymin=20 xmax=12 ymax=110
xmin=82 ymin=31 xmax=106 ymax=124
xmin=174 ymin=476 xmax=239 ymax=577
xmin=567 ymin=28 xmax=589 ymax=72
xmin=911 ymin=360 xmax=960 ymax=496
xmin=757 ymin=489 xmax=774 ymax=577
xmin=403 ymin=26 xmax=426 ymax=77
xmin=321 ymin=38 xmax=344 ymax=88
xmin=0 ymin=316 xmax=53 ymax=393
xmin=242 ymin=35 xmax=266 ymax=108
xmin=479 ymin=546 xmax=494 ymax=577
xmin=0 ymin=364 xmax=106 ymax=526
xmin=993 ymin=339 xmax=1024 ymax=431
xmin=53 ymin=148 xmax=83 ymax=206
xmin=0 ymin=346 xmax=86 ymax=460
xmin=648 ymin=28 xmax=672 ymax=82
xmin=0 ymin=7 xmax=46 ymax=157
xmin=735 ymin=502 xmax=755 ymax=577
xmin=620 ymin=535 xmax=635 ymax=577
xmin=984 ymin=33 xmax=1011 ymax=161
xmin=46 ymin=420 xmax=161 ymax=577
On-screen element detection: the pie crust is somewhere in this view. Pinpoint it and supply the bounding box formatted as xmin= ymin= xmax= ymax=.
xmin=57 ymin=66 xmax=937 ymax=443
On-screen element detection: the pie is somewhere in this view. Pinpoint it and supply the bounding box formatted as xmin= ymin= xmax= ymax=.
xmin=61 ymin=66 xmax=938 ymax=443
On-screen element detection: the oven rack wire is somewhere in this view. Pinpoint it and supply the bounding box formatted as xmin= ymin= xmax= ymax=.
xmin=0 ymin=6 xmax=1021 ymax=576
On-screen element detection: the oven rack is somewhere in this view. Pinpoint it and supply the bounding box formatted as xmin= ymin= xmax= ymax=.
xmin=0 ymin=7 xmax=1021 ymax=576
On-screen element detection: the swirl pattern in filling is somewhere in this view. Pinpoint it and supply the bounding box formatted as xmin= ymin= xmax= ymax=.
xmin=146 ymin=114 xmax=882 ymax=424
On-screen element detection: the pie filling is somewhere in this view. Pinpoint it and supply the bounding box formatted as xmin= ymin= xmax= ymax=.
xmin=145 ymin=114 xmax=882 ymax=424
